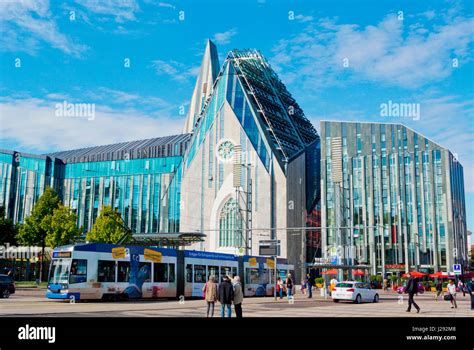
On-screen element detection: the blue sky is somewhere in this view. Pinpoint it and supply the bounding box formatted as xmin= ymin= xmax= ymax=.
xmin=0 ymin=0 xmax=473 ymax=230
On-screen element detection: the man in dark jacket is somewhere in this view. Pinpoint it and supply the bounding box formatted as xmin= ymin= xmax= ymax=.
xmin=306 ymin=273 xmax=315 ymax=298
xmin=218 ymin=276 xmax=234 ymax=317
xmin=405 ymin=274 xmax=421 ymax=313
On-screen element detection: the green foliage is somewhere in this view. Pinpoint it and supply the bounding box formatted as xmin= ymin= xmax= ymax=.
xmin=315 ymin=277 xmax=325 ymax=285
xmin=86 ymin=206 xmax=131 ymax=243
xmin=16 ymin=187 xmax=61 ymax=247
xmin=46 ymin=205 xmax=80 ymax=247
xmin=390 ymin=275 xmax=398 ymax=283
xmin=370 ymin=275 xmax=383 ymax=282
xmin=0 ymin=206 xmax=18 ymax=244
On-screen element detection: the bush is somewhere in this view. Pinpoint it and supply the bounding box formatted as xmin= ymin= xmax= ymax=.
xmin=315 ymin=277 xmax=325 ymax=285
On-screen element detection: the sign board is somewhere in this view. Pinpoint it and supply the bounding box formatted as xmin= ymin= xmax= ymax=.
xmin=144 ymin=249 xmax=162 ymax=263
xmin=266 ymin=258 xmax=275 ymax=268
xmin=259 ymin=240 xmax=280 ymax=256
xmin=453 ymin=264 xmax=462 ymax=275
xmin=248 ymin=257 xmax=257 ymax=266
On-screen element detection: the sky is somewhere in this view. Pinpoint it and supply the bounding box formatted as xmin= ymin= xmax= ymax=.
xmin=0 ymin=0 xmax=473 ymax=230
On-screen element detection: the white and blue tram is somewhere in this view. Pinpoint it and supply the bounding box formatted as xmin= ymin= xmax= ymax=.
xmin=46 ymin=243 xmax=294 ymax=301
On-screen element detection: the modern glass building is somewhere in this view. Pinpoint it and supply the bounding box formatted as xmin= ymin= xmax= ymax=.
xmin=3 ymin=42 xmax=467 ymax=278
xmin=0 ymin=41 xmax=320 ymax=281
xmin=0 ymin=134 xmax=190 ymax=233
xmin=320 ymin=121 xmax=468 ymax=275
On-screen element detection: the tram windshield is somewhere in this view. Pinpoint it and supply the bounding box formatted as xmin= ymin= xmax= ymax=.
xmin=49 ymin=259 xmax=71 ymax=284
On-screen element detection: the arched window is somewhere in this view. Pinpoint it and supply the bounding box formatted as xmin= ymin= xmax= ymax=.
xmin=219 ymin=198 xmax=244 ymax=248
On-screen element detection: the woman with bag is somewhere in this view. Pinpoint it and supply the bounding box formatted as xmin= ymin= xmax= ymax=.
xmin=446 ymin=280 xmax=457 ymax=309
xmin=276 ymin=277 xmax=283 ymax=300
xmin=203 ymin=275 xmax=218 ymax=317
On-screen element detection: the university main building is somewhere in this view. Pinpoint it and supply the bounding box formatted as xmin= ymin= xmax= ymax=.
xmin=0 ymin=41 xmax=468 ymax=279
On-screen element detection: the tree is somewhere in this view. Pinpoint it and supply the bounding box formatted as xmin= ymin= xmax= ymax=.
xmin=46 ymin=205 xmax=80 ymax=248
xmin=86 ymin=206 xmax=131 ymax=243
xmin=0 ymin=206 xmax=17 ymax=245
xmin=16 ymin=187 xmax=61 ymax=280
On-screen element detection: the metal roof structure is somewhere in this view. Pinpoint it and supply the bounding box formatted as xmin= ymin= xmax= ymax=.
xmin=129 ymin=232 xmax=207 ymax=248
xmin=229 ymin=49 xmax=319 ymax=162
xmin=46 ymin=133 xmax=191 ymax=164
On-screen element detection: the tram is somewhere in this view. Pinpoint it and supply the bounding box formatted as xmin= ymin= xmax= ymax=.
xmin=46 ymin=243 xmax=294 ymax=301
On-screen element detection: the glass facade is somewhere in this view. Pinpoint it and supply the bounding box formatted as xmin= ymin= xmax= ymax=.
xmin=0 ymin=134 xmax=190 ymax=234
xmin=320 ymin=121 xmax=468 ymax=274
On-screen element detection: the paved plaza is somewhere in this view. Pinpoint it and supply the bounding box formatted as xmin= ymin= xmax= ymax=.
xmin=1 ymin=288 xmax=472 ymax=317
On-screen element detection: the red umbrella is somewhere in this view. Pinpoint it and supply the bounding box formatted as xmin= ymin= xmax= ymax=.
xmin=353 ymin=269 xmax=365 ymax=276
xmin=403 ymin=271 xmax=426 ymax=278
xmin=322 ymin=269 xmax=338 ymax=275
xmin=429 ymin=272 xmax=451 ymax=279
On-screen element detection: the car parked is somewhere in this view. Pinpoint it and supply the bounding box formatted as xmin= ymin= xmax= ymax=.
xmin=0 ymin=274 xmax=15 ymax=298
xmin=332 ymin=281 xmax=379 ymax=304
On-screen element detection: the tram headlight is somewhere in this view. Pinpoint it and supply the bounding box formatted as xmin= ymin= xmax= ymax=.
xmin=61 ymin=284 xmax=68 ymax=290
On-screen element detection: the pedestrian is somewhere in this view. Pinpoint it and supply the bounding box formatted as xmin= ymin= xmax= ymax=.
xmin=285 ymin=273 xmax=294 ymax=299
xmin=203 ymin=275 xmax=218 ymax=317
xmin=383 ymin=278 xmax=388 ymax=291
xmin=306 ymin=273 xmax=314 ymax=298
xmin=276 ymin=277 xmax=283 ymax=299
xmin=469 ymin=277 xmax=474 ymax=310
xmin=330 ymin=277 xmax=338 ymax=296
xmin=435 ymin=279 xmax=443 ymax=301
xmin=405 ymin=273 xmax=421 ymax=313
xmin=232 ymin=276 xmax=243 ymax=318
xmin=447 ymin=280 xmax=457 ymax=309
xmin=457 ymin=280 xmax=464 ymax=297
xmin=301 ymin=276 xmax=307 ymax=295
xmin=218 ymin=275 xmax=234 ymax=317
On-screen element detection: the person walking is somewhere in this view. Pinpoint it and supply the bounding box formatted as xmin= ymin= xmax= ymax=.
xmin=447 ymin=280 xmax=457 ymax=309
xmin=301 ymin=276 xmax=307 ymax=296
xmin=285 ymin=273 xmax=294 ymax=300
xmin=405 ymin=273 xmax=421 ymax=313
xmin=457 ymin=280 xmax=465 ymax=297
xmin=469 ymin=277 xmax=474 ymax=310
xmin=276 ymin=277 xmax=283 ymax=299
xmin=435 ymin=279 xmax=443 ymax=301
xmin=306 ymin=273 xmax=314 ymax=298
xmin=232 ymin=276 xmax=243 ymax=318
xmin=218 ymin=276 xmax=234 ymax=317
xmin=203 ymin=275 xmax=218 ymax=317
xmin=329 ymin=277 xmax=338 ymax=296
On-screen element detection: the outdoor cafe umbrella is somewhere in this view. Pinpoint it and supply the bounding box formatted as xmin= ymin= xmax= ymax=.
xmin=429 ymin=272 xmax=450 ymax=278
xmin=402 ymin=271 xmax=426 ymax=278
xmin=322 ymin=269 xmax=338 ymax=275
xmin=353 ymin=269 xmax=365 ymax=276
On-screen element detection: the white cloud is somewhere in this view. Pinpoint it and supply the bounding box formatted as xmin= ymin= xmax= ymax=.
xmin=0 ymin=0 xmax=87 ymax=56
xmin=150 ymin=59 xmax=198 ymax=82
xmin=212 ymin=28 xmax=238 ymax=45
xmin=271 ymin=13 xmax=474 ymax=89
xmin=75 ymin=0 xmax=140 ymax=22
xmin=294 ymin=14 xmax=313 ymax=23
xmin=0 ymin=96 xmax=184 ymax=153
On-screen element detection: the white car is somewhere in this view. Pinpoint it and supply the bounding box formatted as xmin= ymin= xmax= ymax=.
xmin=332 ymin=281 xmax=379 ymax=304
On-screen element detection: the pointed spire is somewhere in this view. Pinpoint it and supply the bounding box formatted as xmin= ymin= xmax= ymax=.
xmin=183 ymin=39 xmax=220 ymax=133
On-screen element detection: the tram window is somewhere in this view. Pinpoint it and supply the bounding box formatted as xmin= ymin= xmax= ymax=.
xmin=208 ymin=266 xmax=218 ymax=281
xmin=186 ymin=264 xmax=193 ymax=283
xmin=70 ymin=259 xmax=87 ymax=284
xmin=139 ymin=262 xmax=151 ymax=282
xmin=118 ymin=262 xmax=131 ymax=282
xmin=194 ymin=265 xmax=206 ymax=283
xmin=153 ymin=263 xmax=168 ymax=282
xmin=98 ymin=260 xmax=116 ymax=282
xmin=232 ymin=267 xmax=238 ymax=278
xmin=246 ymin=268 xmax=260 ymax=284
xmin=169 ymin=263 xmax=176 ymax=283
xmin=220 ymin=266 xmax=231 ymax=282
